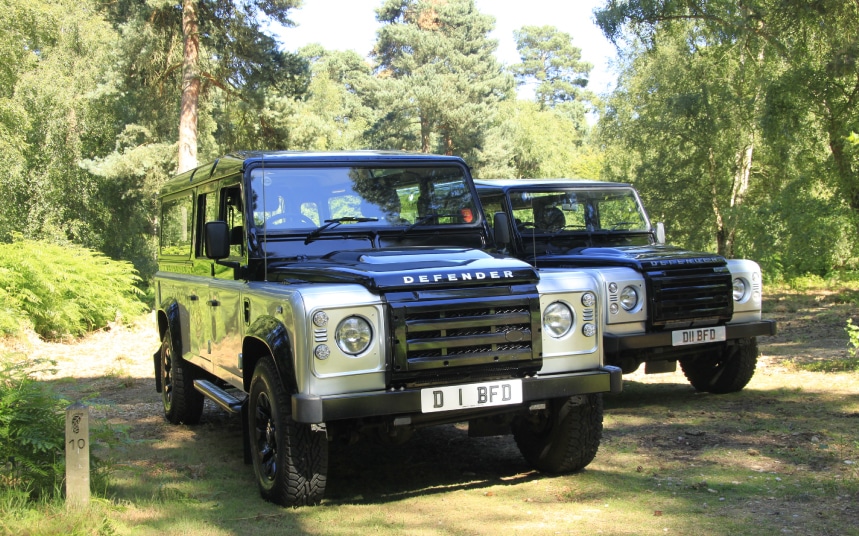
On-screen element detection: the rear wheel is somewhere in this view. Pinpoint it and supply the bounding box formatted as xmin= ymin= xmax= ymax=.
xmin=248 ymin=357 xmax=328 ymax=506
xmin=160 ymin=328 xmax=204 ymax=425
xmin=512 ymin=394 xmax=603 ymax=474
xmin=680 ymin=337 xmax=758 ymax=394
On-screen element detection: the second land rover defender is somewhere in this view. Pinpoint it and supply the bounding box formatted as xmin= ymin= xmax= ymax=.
xmin=475 ymin=178 xmax=776 ymax=394
xmin=153 ymin=153 xmax=621 ymax=506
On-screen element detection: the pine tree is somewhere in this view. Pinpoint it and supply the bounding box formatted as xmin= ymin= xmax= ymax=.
xmin=371 ymin=0 xmax=513 ymax=156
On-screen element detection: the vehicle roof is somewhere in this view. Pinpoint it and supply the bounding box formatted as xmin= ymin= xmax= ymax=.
xmin=473 ymin=178 xmax=632 ymax=190
xmin=160 ymin=151 xmax=469 ymax=197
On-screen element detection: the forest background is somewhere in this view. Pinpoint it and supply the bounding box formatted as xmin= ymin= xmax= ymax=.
xmin=1 ymin=0 xmax=858 ymax=338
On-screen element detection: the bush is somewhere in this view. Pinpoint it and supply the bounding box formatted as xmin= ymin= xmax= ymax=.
xmin=0 ymin=238 xmax=146 ymax=339
xmin=0 ymin=354 xmax=67 ymax=499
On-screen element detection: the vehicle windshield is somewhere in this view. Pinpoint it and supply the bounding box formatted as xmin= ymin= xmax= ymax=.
xmin=506 ymin=188 xmax=650 ymax=234
xmin=249 ymin=165 xmax=478 ymax=233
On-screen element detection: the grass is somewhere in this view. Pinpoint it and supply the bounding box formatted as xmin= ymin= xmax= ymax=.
xmin=2 ymin=285 xmax=858 ymax=536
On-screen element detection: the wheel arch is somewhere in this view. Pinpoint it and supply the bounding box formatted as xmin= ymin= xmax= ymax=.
xmin=242 ymin=315 xmax=298 ymax=394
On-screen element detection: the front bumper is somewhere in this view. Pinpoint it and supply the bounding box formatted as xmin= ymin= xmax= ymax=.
xmin=292 ymin=366 xmax=622 ymax=424
xmin=603 ymin=319 xmax=777 ymax=356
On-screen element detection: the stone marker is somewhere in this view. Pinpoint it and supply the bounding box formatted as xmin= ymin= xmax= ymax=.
xmin=65 ymin=402 xmax=90 ymax=508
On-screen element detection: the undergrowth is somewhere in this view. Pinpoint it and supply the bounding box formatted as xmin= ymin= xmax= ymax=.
xmin=0 ymin=238 xmax=147 ymax=340
xmin=0 ymin=353 xmax=117 ymax=504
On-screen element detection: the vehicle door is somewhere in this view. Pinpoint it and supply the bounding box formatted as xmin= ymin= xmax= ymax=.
xmin=186 ymin=183 xmax=219 ymax=373
xmin=208 ymin=181 xmax=246 ymax=387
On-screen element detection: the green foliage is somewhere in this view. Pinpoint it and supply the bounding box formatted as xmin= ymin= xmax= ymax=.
xmin=371 ymin=0 xmax=513 ymax=155
xmin=595 ymin=0 xmax=859 ymax=276
xmin=0 ymin=238 xmax=146 ymax=340
xmin=847 ymin=319 xmax=859 ymax=358
xmin=510 ymin=25 xmax=595 ymax=113
xmin=0 ymin=354 xmax=66 ymax=499
xmin=476 ymin=100 xmax=591 ymax=179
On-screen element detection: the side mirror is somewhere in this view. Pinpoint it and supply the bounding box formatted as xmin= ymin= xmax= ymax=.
xmin=205 ymin=221 xmax=230 ymax=260
xmin=654 ymin=222 xmax=666 ymax=245
xmin=493 ymin=212 xmax=511 ymax=246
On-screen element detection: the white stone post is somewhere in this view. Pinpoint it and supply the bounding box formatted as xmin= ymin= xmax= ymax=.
xmin=65 ymin=402 xmax=90 ymax=508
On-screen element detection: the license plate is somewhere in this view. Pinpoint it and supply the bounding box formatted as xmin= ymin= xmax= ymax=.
xmin=672 ymin=326 xmax=726 ymax=346
xmin=420 ymin=379 xmax=523 ymax=413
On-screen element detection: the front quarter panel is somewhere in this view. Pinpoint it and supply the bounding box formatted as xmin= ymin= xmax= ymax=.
xmin=727 ymin=259 xmax=763 ymax=323
xmin=536 ymin=270 xmax=602 ymax=374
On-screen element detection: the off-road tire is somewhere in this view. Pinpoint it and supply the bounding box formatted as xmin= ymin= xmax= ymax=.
xmin=248 ymin=357 xmax=328 ymax=507
xmin=680 ymin=337 xmax=758 ymax=394
xmin=512 ymin=393 xmax=603 ymax=474
xmin=160 ymin=328 xmax=204 ymax=425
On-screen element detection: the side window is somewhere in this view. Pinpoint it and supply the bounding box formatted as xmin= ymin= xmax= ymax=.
xmin=300 ymin=202 xmax=319 ymax=225
xmin=222 ymin=185 xmax=244 ymax=258
xmin=328 ymin=195 xmax=360 ymax=219
xmin=477 ymin=194 xmax=504 ymax=227
xmin=160 ymin=194 xmax=194 ymax=257
xmin=195 ymin=191 xmax=219 ymax=257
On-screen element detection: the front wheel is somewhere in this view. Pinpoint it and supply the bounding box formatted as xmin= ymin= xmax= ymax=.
xmin=680 ymin=337 xmax=758 ymax=394
xmin=248 ymin=357 xmax=328 ymax=506
xmin=160 ymin=328 xmax=204 ymax=425
xmin=512 ymin=393 xmax=603 ymax=474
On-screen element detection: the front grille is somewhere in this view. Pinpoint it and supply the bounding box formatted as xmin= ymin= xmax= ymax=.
xmin=646 ymin=267 xmax=733 ymax=328
xmin=388 ymin=291 xmax=541 ymax=387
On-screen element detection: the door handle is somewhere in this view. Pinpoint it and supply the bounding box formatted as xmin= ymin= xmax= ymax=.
xmin=189 ymin=294 xmax=198 ymax=301
xmin=206 ymin=299 xmax=220 ymax=307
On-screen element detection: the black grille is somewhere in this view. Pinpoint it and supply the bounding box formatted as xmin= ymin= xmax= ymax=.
xmin=646 ymin=267 xmax=733 ymax=328
xmin=388 ymin=291 xmax=541 ymax=387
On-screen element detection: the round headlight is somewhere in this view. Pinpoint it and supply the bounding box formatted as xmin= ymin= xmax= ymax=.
xmin=733 ymin=278 xmax=748 ymax=302
xmin=335 ymin=316 xmax=372 ymax=355
xmin=581 ymin=292 xmax=596 ymax=307
xmin=582 ymin=323 xmax=596 ymax=337
xmin=543 ymin=301 xmax=574 ymax=338
xmin=620 ymin=285 xmax=639 ymax=311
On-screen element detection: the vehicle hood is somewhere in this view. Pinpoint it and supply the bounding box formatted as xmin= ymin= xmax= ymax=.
xmin=539 ymin=245 xmax=728 ymax=270
xmin=269 ymin=247 xmax=539 ymax=291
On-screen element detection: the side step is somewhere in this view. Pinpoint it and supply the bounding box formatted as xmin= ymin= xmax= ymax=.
xmin=193 ymin=379 xmax=245 ymax=413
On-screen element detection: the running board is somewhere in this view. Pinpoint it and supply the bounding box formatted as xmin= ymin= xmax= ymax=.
xmin=193 ymin=379 xmax=245 ymax=413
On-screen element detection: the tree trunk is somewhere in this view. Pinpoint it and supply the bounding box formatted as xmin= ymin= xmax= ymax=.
xmin=421 ymin=115 xmax=431 ymax=153
xmin=709 ymin=147 xmax=728 ymax=256
xmin=178 ymin=0 xmax=200 ymax=173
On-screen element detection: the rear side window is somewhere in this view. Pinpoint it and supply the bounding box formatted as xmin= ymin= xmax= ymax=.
xmin=160 ymin=194 xmax=194 ymax=257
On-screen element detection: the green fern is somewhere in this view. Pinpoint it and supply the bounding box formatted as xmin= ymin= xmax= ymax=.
xmin=0 ymin=354 xmax=67 ymax=498
xmin=0 ymin=238 xmax=146 ymax=339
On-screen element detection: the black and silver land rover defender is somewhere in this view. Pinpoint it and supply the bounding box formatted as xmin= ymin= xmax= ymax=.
xmin=475 ymin=178 xmax=776 ymax=394
xmin=153 ymin=152 xmax=621 ymax=506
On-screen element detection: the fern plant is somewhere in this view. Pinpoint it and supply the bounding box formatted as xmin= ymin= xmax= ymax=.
xmin=0 ymin=354 xmax=67 ymax=499
xmin=0 ymin=238 xmax=147 ymax=339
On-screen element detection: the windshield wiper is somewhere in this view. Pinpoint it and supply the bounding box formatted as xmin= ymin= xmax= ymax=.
xmin=304 ymin=217 xmax=377 ymax=244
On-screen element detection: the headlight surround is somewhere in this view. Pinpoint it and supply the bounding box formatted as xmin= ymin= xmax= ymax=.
xmin=335 ymin=316 xmax=372 ymax=355
xmin=619 ymin=285 xmax=639 ymax=311
xmin=543 ymin=301 xmax=574 ymax=338
xmin=733 ymin=277 xmax=749 ymax=302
